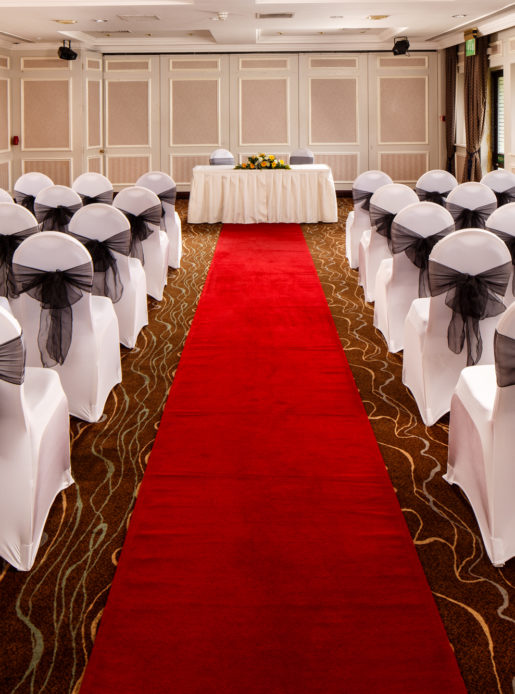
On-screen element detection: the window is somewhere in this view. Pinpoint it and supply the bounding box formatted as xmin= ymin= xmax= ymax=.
xmin=491 ymin=70 xmax=504 ymax=168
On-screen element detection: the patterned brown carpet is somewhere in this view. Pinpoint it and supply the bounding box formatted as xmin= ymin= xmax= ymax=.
xmin=1 ymin=199 xmax=514 ymax=694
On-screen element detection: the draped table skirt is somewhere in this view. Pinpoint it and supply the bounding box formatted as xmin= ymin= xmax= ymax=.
xmin=187 ymin=165 xmax=338 ymax=224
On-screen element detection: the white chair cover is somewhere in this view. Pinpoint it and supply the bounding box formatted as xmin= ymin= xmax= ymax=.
xmin=486 ymin=202 xmax=515 ymax=306
xmin=0 ymin=188 xmax=13 ymax=203
xmin=68 ymin=204 xmax=148 ymax=349
xmin=481 ymin=169 xmax=515 ymax=207
xmin=415 ymin=169 xmax=458 ymax=206
xmin=72 ymin=172 xmax=114 ymax=206
xmin=358 ymin=183 xmax=418 ymax=302
xmin=34 ymin=185 xmax=82 ymax=232
xmin=12 ymin=231 xmax=121 ymax=422
xmin=13 ymin=172 xmax=53 ymax=215
xmin=0 ymin=306 xmax=72 ymax=571
xmin=445 ymin=301 xmax=515 ymax=565
xmin=113 ymin=186 xmax=169 ymax=301
xmin=346 ymin=170 xmax=392 ymax=268
xmin=136 ymin=171 xmax=182 ymax=269
xmin=289 ymin=148 xmax=314 ymax=165
xmin=445 ymin=182 xmax=497 ymax=230
xmin=209 ymin=148 xmax=234 ymax=166
xmin=402 ymin=229 xmax=511 ymax=425
xmin=0 ymin=202 xmax=40 ymax=303
xmin=374 ymin=201 xmax=454 ymax=352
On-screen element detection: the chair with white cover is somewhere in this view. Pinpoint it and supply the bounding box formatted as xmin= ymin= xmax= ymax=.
xmin=481 ymin=169 xmax=515 ymax=207
xmin=415 ymin=169 xmax=458 ymax=206
xmin=402 ymin=229 xmax=511 ymax=426
xmin=0 ymin=306 xmax=72 ymax=571
xmin=445 ymin=181 xmax=497 ymax=230
xmin=358 ymin=183 xmax=418 ymax=302
xmin=289 ymin=148 xmax=314 ymax=165
xmin=346 ymin=170 xmax=393 ymax=268
xmin=113 ymin=186 xmax=169 ymax=301
xmin=373 ymin=202 xmax=454 ymax=353
xmin=486 ymin=203 xmax=515 ymax=306
xmin=209 ymin=149 xmax=234 ymax=165
xmin=34 ymin=185 xmax=82 ymax=232
xmin=445 ymin=301 xmax=515 ymax=566
xmin=12 ymin=232 xmax=121 ymax=422
xmin=0 ymin=188 xmax=13 ymax=203
xmin=13 ymin=172 xmax=53 ymax=215
xmin=72 ymin=172 xmax=114 ymax=206
xmin=136 ymin=171 xmax=182 ymax=269
xmin=0 ymin=203 xmax=40 ymax=308
xmin=68 ymin=203 xmax=148 ymax=349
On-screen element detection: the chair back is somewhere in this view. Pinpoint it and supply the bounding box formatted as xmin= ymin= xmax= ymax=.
xmin=492 ymin=301 xmax=515 ymax=422
xmin=209 ymin=149 xmax=234 ymax=165
xmin=34 ymin=185 xmax=82 ymax=232
xmin=13 ymin=172 xmax=53 ymax=214
xmin=68 ymin=204 xmax=131 ymax=301
xmin=12 ymin=232 xmax=94 ymax=367
xmin=427 ymin=229 xmax=511 ymax=367
xmin=445 ymin=182 xmax=497 ymax=230
xmin=486 ymin=203 xmax=515 ymax=305
xmin=0 ymin=306 xmax=25 ymax=418
xmin=290 ymin=148 xmax=314 ymax=165
xmin=390 ymin=201 xmax=454 ymax=297
xmin=113 ymin=186 xmax=162 ymax=265
xmin=415 ymin=169 xmax=457 ymax=205
xmin=0 ymin=203 xmax=40 ymax=298
xmin=369 ymin=183 xmax=418 ymax=247
xmin=0 ymin=188 xmax=13 ymax=203
xmin=481 ymin=169 xmax=515 ymax=206
xmin=136 ymin=171 xmax=177 ymax=225
xmin=72 ymin=173 xmax=113 ymax=205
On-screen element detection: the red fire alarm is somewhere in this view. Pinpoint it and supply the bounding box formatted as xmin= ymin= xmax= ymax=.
xmin=11 ymin=135 xmax=19 ymax=146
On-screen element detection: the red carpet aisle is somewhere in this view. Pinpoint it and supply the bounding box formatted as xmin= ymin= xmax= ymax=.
xmin=80 ymin=224 xmax=465 ymax=693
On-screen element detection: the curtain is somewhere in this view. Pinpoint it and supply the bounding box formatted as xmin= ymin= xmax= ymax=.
xmin=445 ymin=46 xmax=457 ymax=175
xmin=463 ymin=35 xmax=489 ymax=182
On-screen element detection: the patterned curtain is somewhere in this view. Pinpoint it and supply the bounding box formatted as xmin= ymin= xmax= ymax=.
xmin=463 ymin=35 xmax=489 ymax=182
xmin=445 ymin=46 xmax=457 ymax=175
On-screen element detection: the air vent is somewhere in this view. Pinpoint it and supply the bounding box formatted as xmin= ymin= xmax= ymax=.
xmin=118 ymin=14 xmax=160 ymax=22
xmin=256 ymin=13 xmax=294 ymax=19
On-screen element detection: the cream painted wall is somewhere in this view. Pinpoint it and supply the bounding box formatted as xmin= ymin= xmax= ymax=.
xmin=0 ymin=48 xmax=443 ymax=192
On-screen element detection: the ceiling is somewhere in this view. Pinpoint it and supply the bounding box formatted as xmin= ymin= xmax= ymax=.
xmin=0 ymin=0 xmax=513 ymax=54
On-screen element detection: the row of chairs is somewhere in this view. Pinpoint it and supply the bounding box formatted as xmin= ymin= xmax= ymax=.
xmin=346 ymin=167 xmax=515 ymax=566
xmin=0 ymin=170 xmax=182 ymax=571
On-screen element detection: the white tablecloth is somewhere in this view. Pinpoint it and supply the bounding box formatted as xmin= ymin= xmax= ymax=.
xmin=187 ymin=164 xmax=338 ymax=224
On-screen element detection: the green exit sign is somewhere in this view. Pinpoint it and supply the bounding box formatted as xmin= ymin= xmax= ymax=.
xmin=465 ymin=37 xmax=476 ymax=56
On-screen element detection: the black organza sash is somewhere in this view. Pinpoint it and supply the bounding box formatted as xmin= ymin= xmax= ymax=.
xmin=34 ymin=202 xmax=82 ymax=232
xmin=390 ymin=222 xmax=454 ymax=297
xmin=429 ymin=259 xmax=511 ymax=366
xmin=485 ymin=226 xmax=515 ymax=294
xmin=446 ymin=200 xmax=497 ymax=230
xmin=494 ymin=331 xmax=515 ymax=387
xmin=157 ymin=187 xmax=177 ymax=218
xmin=68 ymin=229 xmax=130 ymax=303
xmin=79 ymin=190 xmax=113 ymax=206
xmin=14 ymin=192 xmax=36 ymax=215
xmin=415 ymin=187 xmax=453 ymax=206
xmin=0 ymin=225 xmax=39 ymax=298
xmin=12 ymin=261 xmax=92 ymax=367
xmin=493 ymin=186 xmax=515 ymax=207
xmin=352 ymin=188 xmax=373 ymax=212
xmin=118 ymin=204 xmax=161 ymax=265
xmin=369 ymin=203 xmax=396 ymax=248
xmin=0 ymin=333 xmax=25 ymax=385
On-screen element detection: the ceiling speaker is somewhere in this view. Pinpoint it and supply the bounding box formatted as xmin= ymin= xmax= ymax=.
xmin=392 ymin=37 xmax=410 ymax=56
xmin=58 ymin=40 xmax=77 ymax=60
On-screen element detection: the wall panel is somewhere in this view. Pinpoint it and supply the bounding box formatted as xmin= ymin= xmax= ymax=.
xmin=0 ymin=161 xmax=9 ymax=189
xmin=23 ymin=159 xmax=71 ymax=185
xmin=22 ymin=79 xmax=70 ymax=150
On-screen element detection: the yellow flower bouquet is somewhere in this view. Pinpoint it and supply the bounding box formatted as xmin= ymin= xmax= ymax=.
xmin=235 ymin=153 xmax=290 ymax=170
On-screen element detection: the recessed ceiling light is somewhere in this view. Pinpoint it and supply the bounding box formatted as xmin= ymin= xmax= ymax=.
xmin=330 ymin=16 xmax=344 ymax=19
xmin=452 ymin=14 xmax=467 ymax=18
xmin=367 ymin=15 xmax=389 ymax=21
xmin=93 ymin=19 xmax=108 ymax=23
xmin=53 ymin=19 xmax=77 ymax=24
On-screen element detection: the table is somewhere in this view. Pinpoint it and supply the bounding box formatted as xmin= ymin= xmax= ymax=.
xmin=187 ymin=164 xmax=338 ymax=224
